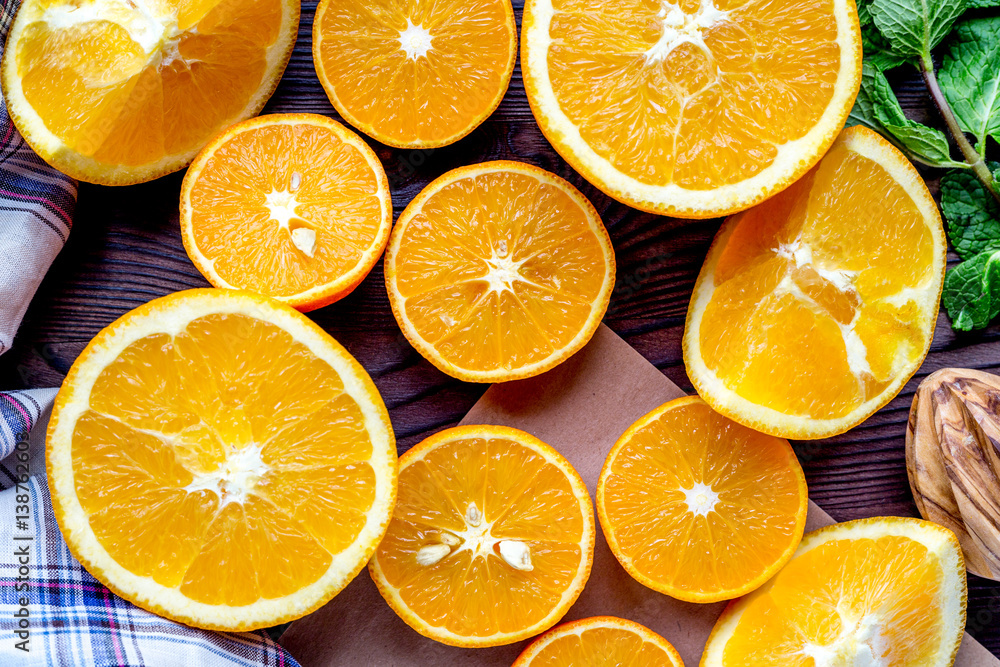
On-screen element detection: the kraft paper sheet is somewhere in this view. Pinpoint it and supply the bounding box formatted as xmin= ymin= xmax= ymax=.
xmin=281 ymin=325 xmax=998 ymax=666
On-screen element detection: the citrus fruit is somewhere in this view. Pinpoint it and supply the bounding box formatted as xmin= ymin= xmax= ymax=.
xmin=384 ymin=160 xmax=615 ymax=383
xmin=1 ymin=0 xmax=298 ymax=185
xmin=512 ymin=616 xmax=685 ymax=667
xmin=46 ymin=289 xmax=397 ymax=630
xmin=368 ymin=424 xmax=595 ymax=647
xmin=521 ymin=0 xmax=862 ymax=218
xmin=180 ymin=114 xmax=392 ymax=312
xmin=701 ymin=517 xmax=967 ymax=667
xmin=597 ymin=396 xmax=807 ymax=603
xmin=683 ymin=126 xmax=946 ymax=440
xmin=313 ymin=0 xmax=516 ymax=148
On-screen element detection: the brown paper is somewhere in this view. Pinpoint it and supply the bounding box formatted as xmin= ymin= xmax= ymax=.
xmin=281 ymin=325 xmax=998 ymax=666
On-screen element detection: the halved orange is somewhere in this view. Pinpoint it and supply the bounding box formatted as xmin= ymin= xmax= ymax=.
xmin=521 ymin=0 xmax=862 ymax=218
xmin=597 ymin=396 xmax=807 ymax=603
xmin=46 ymin=289 xmax=397 ymax=630
xmin=513 ymin=616 xmax=685 ymax=667
xmin=313 ymin=0 xmax=516 ymax=148
xmin=2 ymin=0 xmax=298 ymax=185
xmin=384 ymin=161 xmax=615 ymax=383
xmin=684 ymin=126 xmax=946 ymax=440
xmin=180 ymin=114 xmax=392 ymax=312
xmin=368 ymin=424 xmax=595 ymax=647
xmin=702 ymin=517 xmax=967 ymax=666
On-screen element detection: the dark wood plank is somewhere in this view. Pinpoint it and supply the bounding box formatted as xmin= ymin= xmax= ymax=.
xmin=3 ymin=0 xmax=1000 ymax=655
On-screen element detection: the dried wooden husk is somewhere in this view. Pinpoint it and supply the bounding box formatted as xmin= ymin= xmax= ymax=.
xmin=906 ymin=368 xmax=1000 ymax=580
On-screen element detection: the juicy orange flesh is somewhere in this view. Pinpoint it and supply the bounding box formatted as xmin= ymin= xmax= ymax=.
xmin=394 ymin=170 xmax=608 ymax=372
xmin=16 ymin=0 xmax=283 ymax=165
xmin=317 ymin=0 xmax=512 ymax=144
xmin=189 ymin=122 xmax=384 ymax=296
xmin=602 ymin=399 xmax=803 ymax=596
xmin=72 ymin=313 xmax=376 ymax=605
xmin=721 ymin=536 xmax=945 ymax=666
xmin=528 ymin=626 xmax=679 ymax=666
xmin=376 ymin=436 xmax=586 ymax=638
xmin=699 ymin=141 xmax=934 ymax=420
xmin=546 ymin=0 xmax=840 ymax=189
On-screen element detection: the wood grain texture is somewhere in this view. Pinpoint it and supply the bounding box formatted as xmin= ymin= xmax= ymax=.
xmin=2 ymin=0 xmax=999 ymax=654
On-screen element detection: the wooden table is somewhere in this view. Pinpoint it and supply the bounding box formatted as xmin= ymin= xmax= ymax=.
xmin=3 ymin=0 xmax=998 ymax=656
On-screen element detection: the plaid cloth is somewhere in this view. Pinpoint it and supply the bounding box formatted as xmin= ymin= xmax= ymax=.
xmin=0 ymin=0 xmax=76 ymax=356
xmin=0 ymin=390 xmax=301 ymax=666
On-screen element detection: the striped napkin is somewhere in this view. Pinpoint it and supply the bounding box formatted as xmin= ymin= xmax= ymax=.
xmin=0 ymin=1 xmax=301 ymax=664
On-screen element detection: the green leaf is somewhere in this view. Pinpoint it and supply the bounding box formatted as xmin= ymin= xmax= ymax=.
xmin=967 ymin=0 xmax=1000 ymax=8
xmin=863 ymin=23 xmax=911 ymax=70
xmin=882 ymin=122 xmax=957 ymax=163
xmin=943 ymin=248 xmax=1000 ymax=330
xmin=940 ymin=17 xmax=1000 ymax=154
xmin=941 ymin=165 xmax=1000 ymax=260
xmin=847 ymin=63 xmax=887 ymax=131
xmin=862 ymin=65 xmax=964 ymax=166
xmin=870 ymin=0 xmax=968 ymax=59
xmin=858 ymin=0 xmax=874 ymax=24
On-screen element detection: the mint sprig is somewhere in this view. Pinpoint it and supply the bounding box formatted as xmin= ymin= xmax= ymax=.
xmin=851 ymin=0 xmax=1000 ymax=331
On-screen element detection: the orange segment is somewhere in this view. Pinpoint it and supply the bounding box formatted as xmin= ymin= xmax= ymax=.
xmin=1 ymin=0 xmax=298 ymax=184
xmin=513 ymin=616 xmax=684 ymax=667
xmin=521 ymin=0 xmax=862 ymax=217
xmin=597 ymin=396 xmax=807 ymax=603
xmin=46 ymin=289 xmax=397 ymax=630
xmin=701 ymin=517 xmax=967 ymax=667
xmin=369 ymin=425 xmax=595 ymax=647
xmin=313 ymin=0 xmax=516 ymax=148
xmin=384 ymin=161 xmax=615 ymax=383
xmin=683 ymin=126 xmax=947 ymax=440
xmin=180 ymin=114 xmax=392 ymax=312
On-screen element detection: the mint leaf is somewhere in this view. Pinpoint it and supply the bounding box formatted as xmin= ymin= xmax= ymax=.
xmin=848 ymin=63 xmax=887 ymax=131
xmin=941 ymin=165 xmax=1000 ymax=260
xmin=940 ymin=17 xmax=1000 ymax=155
xmin=870 ymin=0 xmax=968 ymax=59
xmin=943 ymin=248 xmax=1000 ymax=330
xmin=968 ymin=0 xmax=1000 ymax=7
xmin=882 ymin=122 xmax=956 ymax=163
xmin=863 ymin=66 xmax=964 ymax=166
xmin=863 ymin=23 xmax=911 ymax=70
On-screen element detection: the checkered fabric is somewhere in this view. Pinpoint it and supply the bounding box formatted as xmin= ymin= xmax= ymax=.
xmin=0 ymin=0 xmax=76 ymax=357
xmin=0 ymin=390 xmax=301 ymax=666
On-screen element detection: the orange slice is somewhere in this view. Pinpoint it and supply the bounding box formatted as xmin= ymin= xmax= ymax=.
xmin=46 ymin=289 xmax=397 ymax=630
xmin=2 ymin=0 xmax=298 ymax=185
xmin=368 ymin=424 xmax=595 ymax=647
xmin=701 ymin=517 xmax=967 ymax=667
xmin=384 ymin=161 xmax=615 ymax=383
xmin=521 ymin=0 xmax=862 ymax=218
xmin=683 ymin=126 xmax=946 ymax=440
xmin=597 ymin=396 xmax=807 ymax=603
xmin=180 ymin=114 xmax=392 ymax=312
xmin=513 ymin=616 xmax=685 ymax=667
xmin=313 ymin=0 xmax=516 ymax=148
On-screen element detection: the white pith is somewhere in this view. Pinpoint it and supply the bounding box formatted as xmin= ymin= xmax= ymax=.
xmin=264 ymin=187 xmax=317 ymax=257
xmin=683 ymin=130 xmax=947 ymax=438
xmin=1 ymin=0 xmax=299 ymax=184
xmin=416 ymin=502 xmax=535 ymax=571
xmin=522 ymin=0 xmax=862 ymax=215
xmin=182 ymin=443 xmax=269 ymax=507
xmin=701 ymin=519 xmax=966 ymax=667
xmin=398 ymin=18 xmax=433 ymax=60
xmin=644 ymin=0 xmax=730 ymax=64
xmin=680 ymin=481 xmax=719 ymax=517
xmin=47 ymin=290 xmax=397 ymax=629
xmin=482 ymin=248 xmax=530 ymax=296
